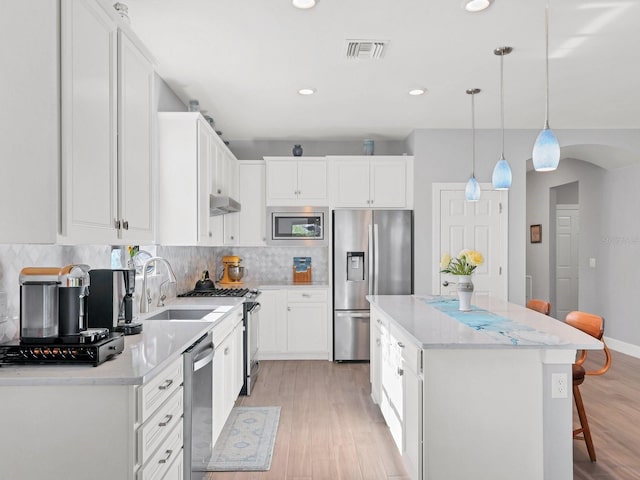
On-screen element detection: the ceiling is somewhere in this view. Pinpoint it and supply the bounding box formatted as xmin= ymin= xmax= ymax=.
xmin=124 ymin=0 xmax=640 ymax=143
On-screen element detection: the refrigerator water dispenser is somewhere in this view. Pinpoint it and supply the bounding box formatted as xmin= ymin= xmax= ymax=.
xmin=347 ymin=252 xmax=365 ymax=281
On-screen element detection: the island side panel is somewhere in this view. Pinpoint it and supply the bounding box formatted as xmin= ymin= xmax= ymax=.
xmin=423 ymin=348 xmax=544 ymax=480
xmin=0 ymin=384 xmax=136 ymax=480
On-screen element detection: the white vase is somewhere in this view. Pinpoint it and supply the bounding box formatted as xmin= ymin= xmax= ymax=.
xmin=456 ymin=275 xmax=474 ymax=311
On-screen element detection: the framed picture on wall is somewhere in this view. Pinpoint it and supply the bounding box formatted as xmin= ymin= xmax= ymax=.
xmin=530 ymin=224 xmax=542 ymax=243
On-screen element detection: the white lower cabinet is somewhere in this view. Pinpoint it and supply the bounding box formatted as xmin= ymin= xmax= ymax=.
xmin=258 ymin=287 xmax=330 ymax=360
xmin=211 ymin=305 xmax=244 ymax=444
xmin=0 ymin=355 xmax=185 ymax=480
xmin=370 ymin=305 xmax=423 ymax=480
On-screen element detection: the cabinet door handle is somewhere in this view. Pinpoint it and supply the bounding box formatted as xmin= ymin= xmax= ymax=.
xmin=158 ymin=414 xmax=173 ymax=427
xmin=209 ymin=231 xmax=213 ymax=237
xmin=114 ymin=219 xmax=121 ymax=230
xmin=376 ymin=338 xmax=381 ymax=346
xmin=397 ymin=342 xmax=405 ymax=349
xmin=158 ymin=449 xmax=173 ymax=464
xmin=224 ymin=347 xmax=230 ymax=355
xmin=217 ymin=188 xmax=222 ymax=194
xmin=376 ymin=318 xmax=382 ymax=324
xmin=158 ymin=379 xmax=173 ymax=390
xmin=287 ymin=306 xmax=291 ymax=311
xmin=122 ymin=220 xmax=129 ymax=230
xmin=397 ymin=367 xmax=404 ymax=376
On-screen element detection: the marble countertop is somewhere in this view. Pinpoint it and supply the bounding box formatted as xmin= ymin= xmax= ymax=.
xmin=367 ymin=295 xmax=604 ymax=351
xmin=0 ymin=298 xmax=244 ymax=387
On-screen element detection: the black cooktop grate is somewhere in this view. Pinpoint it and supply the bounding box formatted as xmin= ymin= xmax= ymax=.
xmin=178 ymin=288 xmax=249 ymax=298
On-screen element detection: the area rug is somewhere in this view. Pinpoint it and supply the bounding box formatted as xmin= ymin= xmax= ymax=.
xmin=206 ymin=406 xmax=281 ymax=471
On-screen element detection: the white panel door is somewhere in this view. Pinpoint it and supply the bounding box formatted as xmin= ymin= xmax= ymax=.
xmin=555 ymin=205 xmax=579 ymax=320
xmin=434 ymin=186 xmax=508 ymax=300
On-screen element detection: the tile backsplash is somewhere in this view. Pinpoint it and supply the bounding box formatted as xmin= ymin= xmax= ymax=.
xmin=0 ymin=243 xmax=328 ymax=341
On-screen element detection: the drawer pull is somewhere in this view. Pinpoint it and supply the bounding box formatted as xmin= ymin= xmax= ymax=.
xmin=397 ymin=367 xmax=404 ymax=376
xmin=302 ymin=293 xmax=311 ymax=298
xmin=158 ymin=414 xmax=173 ymax=427
xmin=224 ymin=347 xmax=230 ymax=355
xmin=158 ymin=449 xmax=173 ymax=464
xmin=397 ymin=342 xmax=405 ymax=349
xmin=158 ymin=379 xmax=173 ymax=391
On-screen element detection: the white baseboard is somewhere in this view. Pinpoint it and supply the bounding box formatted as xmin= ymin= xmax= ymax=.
xmin=604 ymin=336 xmax=640 ymax=359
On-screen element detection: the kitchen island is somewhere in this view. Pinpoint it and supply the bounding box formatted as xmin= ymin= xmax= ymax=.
xmin=367 ymin=294 xmax=603 ymax=480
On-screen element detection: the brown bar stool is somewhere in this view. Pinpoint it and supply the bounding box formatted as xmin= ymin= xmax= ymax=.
xmin=526 ymin=299 xmax=551 ymax=315
xmin=565 ymin=311 xmax=612 ymax=462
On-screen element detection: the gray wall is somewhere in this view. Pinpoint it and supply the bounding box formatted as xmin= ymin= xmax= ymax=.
xmin=526 ymin=158 xmax=604 ymax=315
xmin=600 ymin=163 xmax=640 ymax=346
xmin=227 ymin=139 xmax=408 ymax=160
xmin=409 ymin=129 xmax=530 ymax=303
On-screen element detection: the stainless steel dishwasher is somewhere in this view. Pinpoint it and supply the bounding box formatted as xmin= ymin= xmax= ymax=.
xmin=183 ymin=331 xmax=215 ymax=480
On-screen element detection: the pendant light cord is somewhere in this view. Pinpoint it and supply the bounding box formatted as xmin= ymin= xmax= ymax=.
xmin=500 ymin=52 xmax=505 ymax=157
xmin=544 ymin=3 xmax=550 ymax=128
xmin=471 ymin=91 xmax=476 ymax=177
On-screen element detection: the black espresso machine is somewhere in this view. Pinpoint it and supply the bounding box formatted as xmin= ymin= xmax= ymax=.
xmin=0 ymin=265 xmax=124 ymax=367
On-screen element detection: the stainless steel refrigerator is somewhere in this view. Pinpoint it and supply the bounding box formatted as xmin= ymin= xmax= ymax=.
xmin=333 ymin=210 xmax=413 ymax=361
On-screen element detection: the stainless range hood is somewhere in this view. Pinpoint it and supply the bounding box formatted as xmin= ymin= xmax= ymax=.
xmin=210 ymin=194 xmax=241 ymax=216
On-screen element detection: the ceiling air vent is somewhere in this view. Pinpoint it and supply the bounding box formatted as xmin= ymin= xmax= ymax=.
xmin=345 ymin=40 xmax=388 ymax=59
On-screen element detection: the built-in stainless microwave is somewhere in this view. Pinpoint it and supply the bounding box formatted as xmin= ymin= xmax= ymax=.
xmin=266 ymin=207 xmax=329 ymax=246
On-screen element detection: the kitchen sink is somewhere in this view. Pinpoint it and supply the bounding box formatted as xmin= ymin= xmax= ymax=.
xmin=145 ymin=309 xmax=215 ymax=321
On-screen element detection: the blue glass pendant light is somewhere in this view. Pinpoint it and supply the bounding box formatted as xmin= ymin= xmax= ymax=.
xmin=492 ymin=47 xmax=513 ymax=190
xmin=465 ymin=88 xmax=481 ymax=202
xmin=532 ymin=4 xmax=560 ymax=172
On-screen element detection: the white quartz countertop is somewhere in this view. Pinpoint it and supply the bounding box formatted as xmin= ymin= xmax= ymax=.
xmin=367 ymin=295 xmax=604 ymax=351
xmin=0 ymin=298 xmax=243 ymax=387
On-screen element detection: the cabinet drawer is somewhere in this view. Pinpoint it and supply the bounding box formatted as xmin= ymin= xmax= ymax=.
xmin=137 ymin=418 xmax=184 ymax=480
xmin=138 ymin=386 xmax=184 ymax=465
xmin=287 ymin=289 xmax=327 ymax=302
xmin=139 ymin=357 xmax=183 ymax=423
xmin=161 ymin=447 xmax=184 ymax=480
xmin=211 ymin=307 xmax=243 ymax=345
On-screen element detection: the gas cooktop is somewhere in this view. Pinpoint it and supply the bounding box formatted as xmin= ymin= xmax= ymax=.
xmin=178 ymin=287 xmax=249 ymax=298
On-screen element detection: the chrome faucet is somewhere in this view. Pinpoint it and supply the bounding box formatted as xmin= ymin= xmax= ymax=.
xmin=140 ymin=256 xmax=178 ymax=314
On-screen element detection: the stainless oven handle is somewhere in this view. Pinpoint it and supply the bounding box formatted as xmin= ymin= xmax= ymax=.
xmin=193 ymin=346 xmax=214 ymax=372
xmin=248 ymin=302 xmax=261 ymax=313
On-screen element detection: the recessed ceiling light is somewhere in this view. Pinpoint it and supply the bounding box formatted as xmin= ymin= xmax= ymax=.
xmin=464 ymin=0 xmax=491 ymax=12
xmin=408 ymin=88 xmax=426 ymax=96
xmin=292 ymin=0 xmax=316 ymax=9
xmin=298 ymin=88 xmax=316 ymax=95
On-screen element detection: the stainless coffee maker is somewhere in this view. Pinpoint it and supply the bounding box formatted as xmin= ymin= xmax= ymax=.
xmin=19 ymin=265 xmax=91 ymax=344
xmin=87 ymin=269 xmax=142 ymax=335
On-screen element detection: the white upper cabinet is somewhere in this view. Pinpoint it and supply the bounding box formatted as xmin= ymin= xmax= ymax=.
xmin=60 ymin=0 xmax=155 ymax=244
xmin=264 ymin=157 xmax=328 ymax=206
xmin=157 ymin=112 xmax=239 ymax=246
xmin=329 ymin=156 xmax=414 ymax=209
xmin=117 ymin=31 xmax=155 ymax=243
xmin=157 ymin=113 xmax=213 ymax=246
xmin=0 ymin=1 xmax=59 ymax=243
xmin=237 ymin=161 xmax=266 ymax=246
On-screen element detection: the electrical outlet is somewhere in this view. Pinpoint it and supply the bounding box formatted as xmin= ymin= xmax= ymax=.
xmin=551 ymin=373 xmax=568 ymax=398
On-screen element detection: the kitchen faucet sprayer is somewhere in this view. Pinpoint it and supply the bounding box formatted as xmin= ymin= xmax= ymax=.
xmin=140 ymin=257 xmax=177 ymax=313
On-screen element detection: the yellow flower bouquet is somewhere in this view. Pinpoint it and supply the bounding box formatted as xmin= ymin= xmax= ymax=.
xmin=440 ymin=249 xmax=484 ymax=275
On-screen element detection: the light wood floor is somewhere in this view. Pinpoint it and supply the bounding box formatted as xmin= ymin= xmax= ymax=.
xmin=201 ymin=360 xmax=409 ymax=480
xmin=199 ymin=352 xmax=640 ymax=480
xmin=573 ymin=349 xmax=640 ymax=479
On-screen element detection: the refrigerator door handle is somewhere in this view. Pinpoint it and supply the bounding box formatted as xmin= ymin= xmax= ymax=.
xmin=374 ymin=223 xmax=380 ymax=294
xmin=368 ymin=223 xmax=374 ymax=295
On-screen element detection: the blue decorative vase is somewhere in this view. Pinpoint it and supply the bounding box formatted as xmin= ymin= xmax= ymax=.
xmin=292 ymin=144 xmax=303 ymax=157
